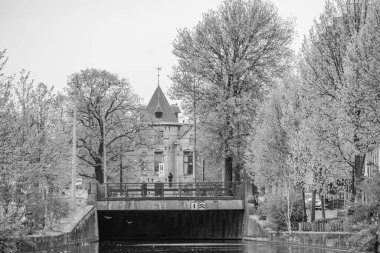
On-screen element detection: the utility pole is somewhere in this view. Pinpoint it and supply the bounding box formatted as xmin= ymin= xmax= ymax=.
xmin=193 ymin=76 xmax=197 ymax=182
xmin=71 ymin=79 xmax=77 ymax=208
xmin=119 ymin=151 xmax=123 ymax=190
xmin=103 ymin=113 xmax=107 ymax=197
xmin=203 ymin=159 xmax=205 ymax=182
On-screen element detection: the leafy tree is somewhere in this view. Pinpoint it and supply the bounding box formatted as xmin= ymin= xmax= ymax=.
xmin=299 ymin=0 xmax=374 ymax=201
xmin=196 ymin=123 xmax=224 ymax=182
xmin=246 ymin=85 xmax=289 ymax=190
xmin=0 ymin=50 xmax=70 ymax=252
xmin=66 ymin=69 xmax=153 ymax=184
xmin=170 ymin=0 xmax=294 ymax=183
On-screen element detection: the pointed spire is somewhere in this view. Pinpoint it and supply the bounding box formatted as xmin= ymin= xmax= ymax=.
xmin=146 ymin=85 xmax=179 ymax=122
xmin=156 ymin=65 xmax=162 ymax=86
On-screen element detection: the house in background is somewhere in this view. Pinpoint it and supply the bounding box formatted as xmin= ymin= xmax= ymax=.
xmin=140 ymin=85 xmax=196 ymax=183
xmin=364 ymin=147 xmax=380 ymax=178
xmin=360 ymin=146 xmax=380 ymax=203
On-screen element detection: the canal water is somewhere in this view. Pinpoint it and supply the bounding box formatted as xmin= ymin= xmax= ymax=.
xmin=35 ymin=241 xmax=350 ymax=253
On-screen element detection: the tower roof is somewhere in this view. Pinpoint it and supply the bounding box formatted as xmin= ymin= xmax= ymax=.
xmin=146 ymin=86 xmax=179 ymax=123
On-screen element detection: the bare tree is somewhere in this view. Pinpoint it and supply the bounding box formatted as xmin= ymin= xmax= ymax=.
xmin=67 ymin=68 xmax=153 ymax=183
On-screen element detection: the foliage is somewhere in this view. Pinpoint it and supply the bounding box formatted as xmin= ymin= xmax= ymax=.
xmin=298 ymin=0 xmax=378 ymax=201
xmin=45 ymin=197 xmax=70 ymax=230
xmin=170 ymin=0 xmax=294 ymax=183
xmin=0 ymin=218 xmax=32 ymax=253
xmin=0 ymin=49 xmax=71 ymax=252
xmin=249 ymin=0 xmax=380 ymax=210
xmin=258 ymin=193 xmax=303 ymax=232
xmin=245 ymin=81 xmax=291 ymax=190
xmin=360 ymin=171 xmax=380 ymax=203
xmin=66 ymin=68 xmax=154 ymax=183
xmin=349 ymin=202 xmax=379 ymax=225
xmin=349 ymin=223 xmax=378 ymax=252
xmin=196 ymin=124 xmax=224 ymax=181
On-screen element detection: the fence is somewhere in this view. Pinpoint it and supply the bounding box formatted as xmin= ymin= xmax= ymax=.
xmin=298 ymin=220 xmax=344 ymax=232
xmin=96 ymin=181 xmax=243 ymax=200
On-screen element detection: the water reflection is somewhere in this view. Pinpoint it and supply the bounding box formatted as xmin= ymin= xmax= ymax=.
xmin=36 ymin=241 xmax=350 ymax=253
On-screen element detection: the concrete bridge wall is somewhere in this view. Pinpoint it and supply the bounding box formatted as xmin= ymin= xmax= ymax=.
xmin=97 ymin=199 xmax=244 ymax=211
xmin=98 ymin=210 xmax=244 ymax=240
xmin=20 ymin=206 xmax=99 ymax=252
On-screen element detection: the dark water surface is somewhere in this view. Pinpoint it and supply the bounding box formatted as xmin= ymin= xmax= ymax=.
xmin=35 ymin=241 xmax=351 ymax=253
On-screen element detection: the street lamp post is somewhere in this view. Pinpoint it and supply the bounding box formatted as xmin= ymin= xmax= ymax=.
xmin=193 ymin=76 xmax=197 ymax=183
xmin=71 ymin=77 xmax=78 ymax=208
xmin=103 ymin=113 xmax=107 ymax=197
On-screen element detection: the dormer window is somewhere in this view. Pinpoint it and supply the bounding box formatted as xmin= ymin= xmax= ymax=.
xmin=155 ymin=111 xmax=163 ymax=118
xmin=155 ymin=104 xmax=163 ymax=118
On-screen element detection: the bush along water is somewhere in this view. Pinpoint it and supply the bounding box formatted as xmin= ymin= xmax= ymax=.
xmin=347 ymin=202 xmax=379 ymax=252
xmin=0 ymin=194 xmax=70 ymax=253
xmin=257 ymin=193 xmax=304 ymax=232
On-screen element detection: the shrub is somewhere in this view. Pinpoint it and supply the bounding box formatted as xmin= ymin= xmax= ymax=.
xmin=258 ymin=193 xmax=304 ymax=231
xmin=350 ymin=202 xmax=379 ymax=224
xmin=0 ymin=215 xmax=34 ymax=253
xmin=248 ymin=203 xmax=257 ymax=215
xmin=45 ymin=197 xmax=70 ymax=230
xmin=349 ymin=223 xmax=378 ymax=252
xmin=25 ymin=197 xmax=70 ymax=231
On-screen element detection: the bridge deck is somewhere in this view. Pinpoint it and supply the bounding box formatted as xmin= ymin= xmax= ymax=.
xmin=97 ymin=198 xmax=244 ymax=211
xmin=93 ymin=182 xmax=245 ymax=211
xmin=96 ymin=182 xmax=243 ymax=201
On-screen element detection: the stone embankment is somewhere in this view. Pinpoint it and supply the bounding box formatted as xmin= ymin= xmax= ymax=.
xmin=243 ymin=215 xmax=363 ymax=250
xmin=21 ymin=205 xmax=98 ymax=252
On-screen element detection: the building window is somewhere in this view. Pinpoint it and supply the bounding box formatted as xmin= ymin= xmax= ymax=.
xmin=189 ymin=134 xmax=194 ymax=145
xmin=155 ymin=111 xmax=163 ymax=118
xmin=156 ymin=130 xmax=164 ymax=144
xmin=183 ymin=151 xmax=193 ymax=175
xmin=141 ymin=151 xmax=148 ymax=175
xmin=154 ymin=151 xmax=164 ymax=174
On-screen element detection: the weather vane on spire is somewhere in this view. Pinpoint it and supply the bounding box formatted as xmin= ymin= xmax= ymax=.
xmin=156 ymin=65 xmax=162 ymax=86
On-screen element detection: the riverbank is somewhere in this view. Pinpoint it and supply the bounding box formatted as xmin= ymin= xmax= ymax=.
xmin=244 ymin=231 xmax=359 ymax=250
xmin=20 ymin=205 xmax=98 ymax=252
xmin=244 ymin=215 xmax=365 ymax=251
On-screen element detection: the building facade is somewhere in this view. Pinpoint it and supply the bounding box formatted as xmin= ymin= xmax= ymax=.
xmin=139 ymin=85 xmax=196 ymax=184
xmin=364 ymin=147 xmax=380 ymax=178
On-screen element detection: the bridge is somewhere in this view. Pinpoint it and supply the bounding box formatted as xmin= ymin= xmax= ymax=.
xmin=88 ymin=181 xmax=248 ymax=240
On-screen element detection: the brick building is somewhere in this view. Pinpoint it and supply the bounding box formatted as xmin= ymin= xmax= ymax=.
xmin=139 ymin=85 xmax=196 ymax=183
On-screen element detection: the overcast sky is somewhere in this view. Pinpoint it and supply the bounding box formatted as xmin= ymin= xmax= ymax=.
xmin=0 ymin=0 xmax=325 ymax=104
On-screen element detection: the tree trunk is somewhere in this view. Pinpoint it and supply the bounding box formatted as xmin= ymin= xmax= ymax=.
xmin=286 ymin=177 xmax=292 ymax=233
xmin=225 ymin=156 xmax=233 ymax=194
xmin=321 ymin=193 xmax=326 ymax=221
xmin=354 ymin=154 xmax=366 ymax=203
xmin=119 ymin=153 xmax=123 ymax=189
xmin=302 ymin=188 xmax=307 ymax=222
xmin=351 ymin=163 xmax=356 ymax=203
xmin=311 ymin=189 xmax=316 ymax=222
xmin=96 ymin=139 xmax=104 ymax=184
xmin=95 ymin=164 xmax=104 ymax=184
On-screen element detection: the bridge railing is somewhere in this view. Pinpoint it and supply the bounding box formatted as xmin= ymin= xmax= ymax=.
xmin=96 ymin=181 xmax=243 ymax=200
